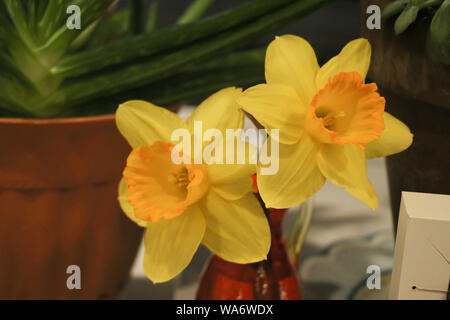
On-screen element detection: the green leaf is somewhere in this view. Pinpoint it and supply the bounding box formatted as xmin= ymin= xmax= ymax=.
xmin=59 ymin=65 xmax=265 ymax=117
xmin=427 ymin=0 xmax=450 ymax=64
xmin=382 ymin=0 xmax=408 ymax=21
xmin=36 ymin=0 xmax=49 ymax=22
xmin=69 ymin=19 xmax=101 ymax=52
xmin=0 ymin=96 xmax=34 ymax=117
xmin=183 ymin=47 xmax=266 ymax=71
xmin=411 ymin=0 xmax=426 ymax=6
xmin=4 ymin=0 xmax=35 ymax=49
xmin=88 ymin=10 xmax=130 ymax=47
xmin=394 ymin=4 xmax=420 ymax=34
xmin=177 ymin=0 xmax=214 ymax=25
xmin=25 ymin=0 xmax=37 ymax=33
xmin=37 ymin=0 xmax=66 ymax=44
xmin=0 ymin=70 xmax=35 ymax=116
xmin=50 ymin=0 xmax=296 ymax=78
xmin=37 ymin=0 xmax=334 ymax=117
xmin=0 ymin=51 xmax=35 ymax=88
xmin=146 ymin=2 xmax=159 ymax=33
xmin=421 ymin=0 xmax=443 ymax=7
xmin=38 ymin=0 xmax=114 ymax=64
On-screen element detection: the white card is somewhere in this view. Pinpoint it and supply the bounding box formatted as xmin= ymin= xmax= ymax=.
xmin=389 ymin=192 xmax=450 ymax=300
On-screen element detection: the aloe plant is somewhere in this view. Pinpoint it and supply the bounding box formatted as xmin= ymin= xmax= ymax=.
xmin=0 ymin=0 xmax=334 ymax=118
xmin=382 ymin=0 xmax=449 ymax=64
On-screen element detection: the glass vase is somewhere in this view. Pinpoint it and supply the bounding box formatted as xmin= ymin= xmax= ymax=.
xmin=196 ymin=207 xmax=301 ymax=300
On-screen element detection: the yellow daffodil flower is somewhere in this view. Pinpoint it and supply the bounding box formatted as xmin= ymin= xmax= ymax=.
xmin=116 ymin=87 xmax=270 ymax=283
xmin=237 ymin=35 xmax=413 ymax=210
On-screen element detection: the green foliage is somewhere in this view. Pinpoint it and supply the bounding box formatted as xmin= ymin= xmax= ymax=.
xmin=146 ymin=2 xmax=159 ymax=33
xmin=383 ymin=0 xmax=443 ymax=35
xmin=0 ymin=0 xmax=334 ymax=118
xmin=394 ymin=3 xmax=420 ymax=35
xmin=381 ymin=0 xmax=408 ymax=21
xmin=177 ymin=0 xmax=214 ymax=25
xmin=427 ymin=0 xmax=450 ymax=64
xmin=382 ymin=0 xmax=448 ymax=64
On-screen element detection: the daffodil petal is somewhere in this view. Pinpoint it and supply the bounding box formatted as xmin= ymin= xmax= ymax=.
xmin=143 ymin=205 xmax=205 ymax=283
xmin=257 ymin=134 xmax=325 ymax=209
xmin=116 ymin=100 xmax=187 ymax=148
xmin=118 ymin=178 xmax=147 ymax=227
xmin=317 ymin=144 xmax=378 ymax=210
xmin=316 ymin=38 xmax=371 ymax=90
xmin=211 ymin=175 xmax=253 ymax=201
xmin=265 ymin=35 xmax=319 ymax=107
xmin=206 ymin=138 xmax=257 ymax=198
xmin=365 ymin=112 xmax=413 ymax=159
xmin=200 ymin=191 xmax=270 ymax=263
xmin=187 ymin=87 xmax=244 ymax=133
xmin=238 ymin=83 xmax=305 ymax=144
xmin=208 ymin=161 xmax=255 ymax=200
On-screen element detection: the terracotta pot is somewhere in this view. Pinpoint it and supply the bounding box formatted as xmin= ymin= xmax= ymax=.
xmin=360 ymin=0 xmax=450 ymax=232
xmin=0 ymin=115 xmax=143 ymax=299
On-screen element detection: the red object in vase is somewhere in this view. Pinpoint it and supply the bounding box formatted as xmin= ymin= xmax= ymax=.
xmin=196 ymin=208 xmax=301 ymax=300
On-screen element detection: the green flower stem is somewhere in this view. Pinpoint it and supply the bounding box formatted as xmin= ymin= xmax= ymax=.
xmin=286 ymin=197 xmax=313 ymax=263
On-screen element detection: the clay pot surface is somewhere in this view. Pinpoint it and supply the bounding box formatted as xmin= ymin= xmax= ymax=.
xmin=0 ymin=115 xmax=143 ymax=299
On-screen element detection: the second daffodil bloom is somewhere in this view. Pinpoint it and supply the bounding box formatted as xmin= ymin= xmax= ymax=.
xmin=238 ymin=35 xmax=413 ymax=210
xmin=116 ymin=87 xmax=270 ymax=283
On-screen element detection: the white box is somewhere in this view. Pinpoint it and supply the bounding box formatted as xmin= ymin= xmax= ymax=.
xmin=389 ymin=192 xmax=450 ymax=300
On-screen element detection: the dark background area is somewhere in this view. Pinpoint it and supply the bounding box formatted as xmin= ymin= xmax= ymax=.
xmin=120 ymin=0 xmax=361 ymax=63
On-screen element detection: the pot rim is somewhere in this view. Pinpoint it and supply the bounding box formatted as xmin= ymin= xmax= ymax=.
xmin=0 ymin=114 xmax=115 ymax=126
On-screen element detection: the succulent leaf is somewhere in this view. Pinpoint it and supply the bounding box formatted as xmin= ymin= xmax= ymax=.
xmin=382 ymin=0 xmax=409 ymax=21
xmin=427 ymin=0 xmax=450 ymax=64
xmin=394 ymin=4 xmax=420 ymax=34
